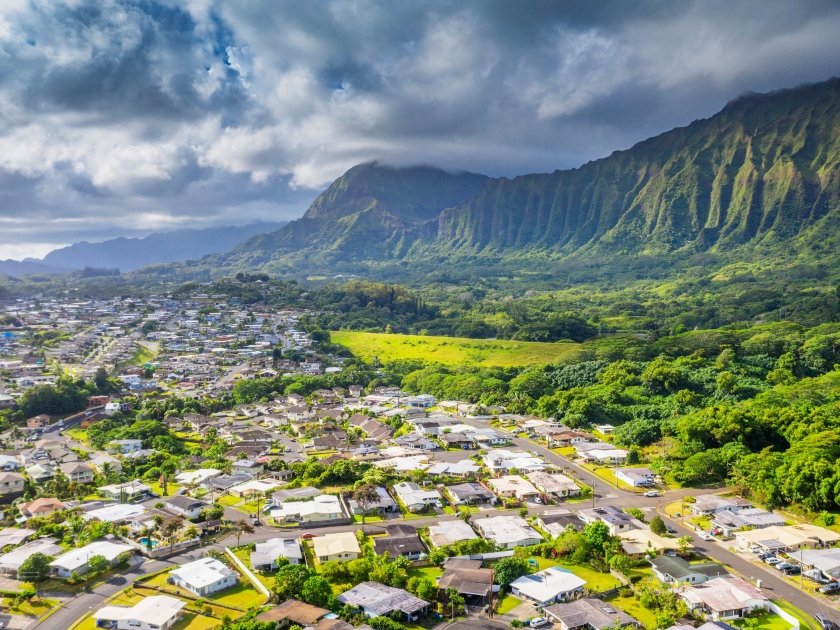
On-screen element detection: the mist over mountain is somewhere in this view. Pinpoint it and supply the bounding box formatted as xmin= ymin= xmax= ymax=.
xmin=39 ymin=222 xmax=287 ymax=272
xmin=0 ymin=260 xmax=73 ymax=277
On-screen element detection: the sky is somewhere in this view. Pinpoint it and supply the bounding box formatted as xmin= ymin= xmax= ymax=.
xmin=2 ymin=0 xmax=840 ymax=260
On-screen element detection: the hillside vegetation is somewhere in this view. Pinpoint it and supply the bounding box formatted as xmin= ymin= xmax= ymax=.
xmin=330 ymin=331 xmax=579 ymax=367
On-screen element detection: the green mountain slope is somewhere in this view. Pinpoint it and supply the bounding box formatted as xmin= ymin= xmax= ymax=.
xmin=425 ymin=78 xmax=840 ymax=257
xmin=131 ymin=77 xmax=840 ymax=284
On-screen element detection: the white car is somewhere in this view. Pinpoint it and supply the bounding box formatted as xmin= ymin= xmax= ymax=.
xmin=530 ymin=618 xmax=549 ymax=628
xmin=698 ymin=532 xmax=714 ymax=541
xmin=643 ymin=490 xmax=659 ymax=497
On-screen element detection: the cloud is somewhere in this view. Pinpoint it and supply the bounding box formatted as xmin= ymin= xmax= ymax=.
xmin=0 ymin=0 xmax=839 ymax=258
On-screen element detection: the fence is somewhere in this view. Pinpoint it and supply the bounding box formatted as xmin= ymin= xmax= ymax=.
xmin=225 ymin=547 xmax=271 ymax=599
xmin=121 ymin=536 xmax=200 ymax=558
xmin=769 ymin=602 xmax=800 ymax=629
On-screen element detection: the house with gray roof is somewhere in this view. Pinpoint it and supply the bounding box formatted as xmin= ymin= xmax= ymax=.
xmin=338 ymin=581 xmax=429 ymax=621
xmin=649 ymin=556 xmax=729 ymax=585
xmin=544 ymin=598 xmax=642 ymax=630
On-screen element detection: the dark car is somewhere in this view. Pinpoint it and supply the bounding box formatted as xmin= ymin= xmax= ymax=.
xmin=818 ymin=583 xmax=840 ymax=595
xmin=815 ymin=613 xmax=840 ymax=630
xmin=776 ymin=562 xmax=796 ymax=571
xmin=781 ymin=566 xmax=801 ymax=576
xmin=666 ymin=526 xmax=677 ymax=534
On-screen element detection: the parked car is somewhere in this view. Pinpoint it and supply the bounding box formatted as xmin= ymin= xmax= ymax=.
xmin=530 ymin=618 xmax=549 ymax=628
xmin=643 ymin=490 xmax=659 ymax=497
xmin=666 ymin=526 xmax=677 ymax=534
xmin=817 ymin=583 xmax=840 ymax=595
xmin=698 ymin=532 xmax=713 ymax=541
xmin=765 ymin=556 xmax=782 ymax=565
xmin=301 ymin=532 xmax=316 ymax=540
xmin=781 ymin=566 xmax=801 ymax=576
xmin=749 ymin=545 xmax=762 ymax=553
xmin=815 ymin=614 xmax=840 ymax=630
xmin=534 ymin=497 xmax=542 ymax=504
xmin=775 ymin=562 xmax=795 ymax=571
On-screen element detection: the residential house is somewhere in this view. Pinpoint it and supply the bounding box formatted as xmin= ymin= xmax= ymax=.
xmin=0 ymin=472 xmax=25 ymax=495
xmin=164 ymin=496 xmax=205 ymax=519
xmin=0 ymin=537 xmax=64 ymax=576
xmin=424 ymin=460 xmax=480 ymax=478
xmin=536 ymin=510 xmax=584 ymax=538
xmin=574 ymin=442 xmax=628 ymax=464
xmin=488 ymin=475 xmax=540 ymax=501
xmin=690 ymin=496 xmax=753 ymax=517
xmin=614 ymin=468 xmax=656 ymax=487
xmin=251 ymin=538 xmax=303 ymax=570
xmin=348 ymin=486 xmax=397 ymax=515
xmin=270 ymin=495 xmax=345 ymax=524
xmin=476 ymin=516 xmax=543 ymax=549
xmin=25 ymin=464 xmax=55 ymax=483
xmin=392 ymin=435 xmax=438 ymax=451
xmin=483 ymin=450 xmax=547 ymax=474
xmin=437 ymin=559 xmax=492 ymax=600
xmin=313 ymin=532 xmax=361 ymax=563
xmin=710 ymin=509 xmax=785 ymax=537
xmin=392 ymin=482 xmax=440 ymax=512
xmin=107 ymin=439 xmax=143 ymax=454
xmin=372 ymin=525 xmax=426 ymax=560
xmin=734 ymin=524 xmax=840 ymax=552
xmin=60 ymin=462 xmax=94 ymax=484
xmin=511 ymin=567 xmax=587 ymax=606
xmin=527 ymin=472 xmax=580 ymax=498
xmin=445 ymin=482 xmax=496 ymax=505
xmin=796 ymin=548 xmax=840 ymax=581
xmin=203 ymin=474 xmax=252 ymax=493
xmin=578 ymin=506 xmax=639 ymax=536
xmin=94 ymin=595 xmax=185 ymax=630
xmin=0 ymin=528 xmax=36 ymax=547
xmin=26 ymin=414 xmax=51 ymax=430
xmin=97 ymin=480 xmax=150 ymax=501
xmin=82 ymin=503 xmax=148 ymax=524
xmin=231 ymin=460 xmax=264 ymax=476
xmin=546 ymin=431 xmax=593 ymax=447
xmin=256 ymin=599 xmax=333 ymax=629
xmin=544 ymin=598 xmax=642 ymax=630
xmin=428 ymin=520 xmax=479 ymax=548
xmin=273 ymin=486 xmax=323 ymax=502
xmin=650 ymin=556 xmax=729 ymax=585
xmin=17 ymin=497 xmax=66 ymax=519
xmin=676 ymin=577 xmax=769 ymax=622
xmin=338 ymin=581 xmax=429 ymax=621
xmin=175 ymin=469 xmax=221 ymax=486
xmin=170 ymin=557 xmax=239 ymax=596
xmin=90 ymin=455 xmax=123 ymax=474
xmin=619 ymin=529 xmax=683 ymax=560
xmin=49 ymin=540 xmax=133 ymax=577
xmin=228 ymin=479 xmax=282 ymax=498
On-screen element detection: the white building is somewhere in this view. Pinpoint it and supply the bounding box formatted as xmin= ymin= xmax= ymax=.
xmin=49 ymin=541 xmax=133 ymax=578
xmin=392 ymin=482 xmax=440 ymax=512
xmin=476 ymin=516 xmax=543 ymax=549
xmin=175 ymin=469 xmax=221 ymax=485
xmin=169 ymin=557 xmax=239 ymax=596
xmin=428 ymin=520 xmax=479 ymax=548
xmin=676 ymin=577 xmax=769 ymax=622
xmin=483 ymin=450 xmax=547 ymax=473
xmin=488 ymin=475 xmax=540 ymax=501
xmin=269 ymin=495 xmax=344 ymax=524
xmin=94 ymin=595 xmax=185 ymax=630
xmin=251 ymin=538 xmax=303 ymax=570
xmin=511 ymin=567 xmax=587 ymax=606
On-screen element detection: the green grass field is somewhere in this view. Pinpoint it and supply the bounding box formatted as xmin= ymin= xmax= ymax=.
xmin=330 ymin=331 xmax=579 ymax=367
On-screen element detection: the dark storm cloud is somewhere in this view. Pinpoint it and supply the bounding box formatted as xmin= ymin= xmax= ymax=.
xmin=1 ymin=0 xmax=839 ymax=258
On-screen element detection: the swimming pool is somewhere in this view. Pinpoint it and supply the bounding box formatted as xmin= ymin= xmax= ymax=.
xmin=139 ymin=537 xmax=159 ymax=547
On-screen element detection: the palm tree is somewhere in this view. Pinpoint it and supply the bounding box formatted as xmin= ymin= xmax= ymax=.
xmin=233 ymin=519 xmax=254 ymax=547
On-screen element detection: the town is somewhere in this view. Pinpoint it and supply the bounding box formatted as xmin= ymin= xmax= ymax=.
xmin=0 ymin=289 xmax=838 ymax=630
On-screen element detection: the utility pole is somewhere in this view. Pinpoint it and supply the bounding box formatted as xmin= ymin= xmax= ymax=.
xmin=488 ymin=567 xmax=494 ymax=618
xmin=592 ymin=479 xmax=596 ymax=509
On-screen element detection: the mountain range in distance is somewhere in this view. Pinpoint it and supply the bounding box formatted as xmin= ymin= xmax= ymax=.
xmin=164 ymin=76 xmax=840 ymax=285
xmin=0 ymin=221 xmax=288 ymax=277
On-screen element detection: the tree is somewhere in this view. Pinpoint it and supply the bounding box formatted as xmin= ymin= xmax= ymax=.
xmin=353 ymin=483 xmax=381 ymax=525
xmin=17 ymin=552 xmax=53 ymax=582
xmin=272 ymin=563 xmax=312 ymax=602
xmin=678 ymin=535 xmax=693 ymax=555
xmin=159 ymin=516 xmax=185 ymax=553
xmin=233 ymin=519 xmax=255 ymax=547
xmin=494 ymin=556 xmax=530 ymax=587
xmin=185 ymin=525 xmax=199 ymax=541
xmin=87 ymin=554 xmax=109 ymax=574
xmin=94 ymin=367 xmax=109 ymax=391
xmin=583 ymin=521 xmax=612 ymax=555
xmin=446 ymin=587 xmax=465 ymax=621
xmin=649 ymin=515 xmax=667 ymax=536
xmin=300 ymin=576 xmax=333 ymax=608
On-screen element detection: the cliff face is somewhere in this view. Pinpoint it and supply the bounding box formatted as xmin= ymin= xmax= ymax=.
xmin=428 ymin=78 xmax=840 ymax=257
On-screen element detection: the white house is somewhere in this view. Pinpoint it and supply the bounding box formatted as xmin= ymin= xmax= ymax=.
xmin=164 ymin=496 xmax=205 ymax=519
xmin=269 ymin=495 xmax=344 ymax=524
xmin=49 ymin=540 xmax=133 ymax=577
xmin=250 ymin=538 xmax=303 ymax=570
xmin=107 ymin=439 xmax=143 ymax=454
xmin=476 ymin=516 xmax=543 ymax=549
xmin=511 ymin=567 xmax=587 ymax=606
xmin=483 ymin=450 xmax=547 ymax=473
xmin=175 ymin=469 xmax=221 ymax=485
xmin=676 ymin=577 xmax=769 ymax=622
xmin=94 ymin=595 xmax=185 ymax=630
xmin=614 ymin=468 xmax=656 ymax=487
xmin=488 ymin=475 xmax=540 ymax=501
xmin=392 ymin=482 xmax=440 ymax=512
xmin=97 ymin=480 xmax=150 ymax=501
xmin=169 ymin=557 xmax=239 ymax=596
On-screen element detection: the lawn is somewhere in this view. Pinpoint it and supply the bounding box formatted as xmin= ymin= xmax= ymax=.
xmin=171 ymin=613 xmax=219 ymax=630
xmin=604 ymin=592 xmax=658 ymax=629
xmin=586 ymin=465 xmax=643 ymax=492
xmin=148 ymin=481 xmax=182 ymax=498
xmin=116 ymin=344 xmax=158 ymax=370
xmin=207 ymin=582 xmax=267 ymax=608
xmin=218 ymin=495 xmax=243 ymax=506
xmin=495 ymin=594 xmax=522 ymax=614
xmin=407 ymin=566 xmax=443 ymax=582
xmin=532 ymin=558 xmax=621 ymax=593
xmin=330 ymin=331 xmax=579 ymax=368
xmin=733 ymin=614 xmax=795 ymax=630
xmin=1 ymin=597 xmax=60 ymax=616
xmin=352 ymin=514 xmax=385 ymax=523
